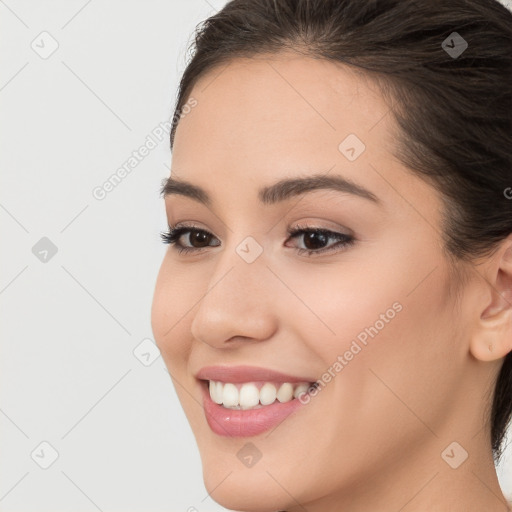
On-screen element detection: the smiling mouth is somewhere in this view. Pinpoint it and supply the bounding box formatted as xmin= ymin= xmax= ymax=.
xmin=195 ymin=365 xmax=321 ymax=436
xmin=201 ymin=379 xmax=319 ymax=410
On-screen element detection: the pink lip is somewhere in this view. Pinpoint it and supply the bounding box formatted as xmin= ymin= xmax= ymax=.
xmin=196 ymin=365 xmax=317 ymax=437
xmin=200 ymin=380 xmax=307 ymax=437
xmin=195 ymin=364 xmax=316 ymax=384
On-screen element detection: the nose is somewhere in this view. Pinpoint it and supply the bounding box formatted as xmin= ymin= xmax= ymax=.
xmin=190 ymin=243 xmax=278 ymax=349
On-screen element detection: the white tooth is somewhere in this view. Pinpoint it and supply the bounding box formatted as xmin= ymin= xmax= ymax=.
xmin=222 ymin=382 xmax=239 ymax=407
xmin=239 ymin=383 xmax=260 ymax=409
xmin=259 ymin=383 xmax=277 ymax=405
xmin=293 ymin=383 xmax=309 ymax=399
xmin=209 ymin=380 xmax=216 ymax=402
xmin=214 ymin=380 xmax=312 ymax=409
xmin=209 ymin=381 xmax=223 ymax=404
xmin=277 ymin=382 xmax=294 ymax=403
xmin=214 ymin=381 xmax=224 ymax=404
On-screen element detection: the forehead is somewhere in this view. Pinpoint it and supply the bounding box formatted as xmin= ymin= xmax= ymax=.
xmin=169 ymin=52 xmax=429 ymax=214
xmin=173 ymin=52 xmax=394 ymax=158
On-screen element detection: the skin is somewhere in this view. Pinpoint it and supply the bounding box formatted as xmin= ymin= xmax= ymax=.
xmin=151 ymin=51 xmax=512 ymax=512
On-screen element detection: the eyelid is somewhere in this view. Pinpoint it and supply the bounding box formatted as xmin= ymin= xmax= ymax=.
xmin=287 ymin=219 xmax=353 ymax=236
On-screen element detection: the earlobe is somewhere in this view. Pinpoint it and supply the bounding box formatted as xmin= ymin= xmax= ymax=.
xmin=470 ymin=307 xmax=512 ymax=362
xmin=469 ymin=237 xmax=512 ymax=363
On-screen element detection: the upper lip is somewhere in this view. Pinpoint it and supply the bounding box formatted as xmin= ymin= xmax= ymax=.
xmin=195 ymin=365 xmax=316 ymax=384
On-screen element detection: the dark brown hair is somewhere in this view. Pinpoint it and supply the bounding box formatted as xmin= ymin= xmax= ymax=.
xmin=169 ymin=0 xmax=512 ymax=463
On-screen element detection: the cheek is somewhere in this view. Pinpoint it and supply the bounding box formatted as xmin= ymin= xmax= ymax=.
xmin=265 ymin=253 xmax=461 ymax=489
xmin=311 ymin=235 xmax=455 ymax=360
xmin=276 ymin=244 xmax=420 ymax=363
xmin=282 ymin=239 xmax=460 ymax=424
xmin=151 ymin=257 xmax=196 ymax=364
xmin=316 ymin=252 xmax=462 ymax=441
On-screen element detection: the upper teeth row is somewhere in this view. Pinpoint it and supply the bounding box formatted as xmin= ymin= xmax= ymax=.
xmin=209 ymin=381 xmax=311 ymax=409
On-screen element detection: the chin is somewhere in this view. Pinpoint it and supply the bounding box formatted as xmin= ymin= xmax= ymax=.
xmin=201 ymin=466 xmax=293 ymax=512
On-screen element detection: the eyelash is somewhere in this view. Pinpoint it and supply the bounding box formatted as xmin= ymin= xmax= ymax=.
xmin=160 ymin=223 xmax=355 ymax=257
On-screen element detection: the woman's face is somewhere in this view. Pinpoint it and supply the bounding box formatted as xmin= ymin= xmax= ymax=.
xmin=151 ymin=53 xmax=482 ymax=510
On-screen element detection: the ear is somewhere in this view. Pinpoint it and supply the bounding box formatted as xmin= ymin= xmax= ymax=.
xmin=470 ymin=234 xmax=512 ymax=362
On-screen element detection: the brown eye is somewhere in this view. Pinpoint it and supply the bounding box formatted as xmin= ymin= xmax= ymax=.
xmin=160 ymin=226 xmax=220 ymax=253
xmin=286 ymin=225 xmax=356 ymax=256
xmin=187 ymin=230 xmax=211 ymax=248
xmin=302 ymin=231 xmax=329 ymax=250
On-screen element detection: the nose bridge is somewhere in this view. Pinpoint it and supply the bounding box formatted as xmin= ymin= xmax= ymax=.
xmin=190 ymin=234 xmax=277 ymax=346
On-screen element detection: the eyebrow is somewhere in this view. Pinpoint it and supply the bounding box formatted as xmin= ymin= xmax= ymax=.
xmin=160 ymin=173 xmax=380 ymax=206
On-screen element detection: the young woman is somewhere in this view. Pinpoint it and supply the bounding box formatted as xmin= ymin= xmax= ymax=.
xmin=151 ymin=1 xmax=512 ymax=510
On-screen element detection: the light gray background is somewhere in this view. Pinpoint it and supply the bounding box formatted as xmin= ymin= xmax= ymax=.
xmin=1 ymin=1 xmax=511 ymax=511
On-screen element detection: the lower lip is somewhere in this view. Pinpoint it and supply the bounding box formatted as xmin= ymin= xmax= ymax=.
xmin=200 ymin=380 xmax=307 ymax=437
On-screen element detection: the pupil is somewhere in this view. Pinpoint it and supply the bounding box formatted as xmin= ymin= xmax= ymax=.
xmin=192 ymin=231 xmax=209 ymax=247
xmin=305 ymin=232 xmax=327 ymax=250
